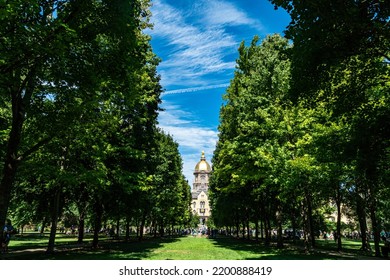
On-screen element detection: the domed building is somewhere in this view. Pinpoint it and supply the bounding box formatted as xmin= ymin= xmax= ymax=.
xmin=191 ymin=151 xmax=212 ymax=224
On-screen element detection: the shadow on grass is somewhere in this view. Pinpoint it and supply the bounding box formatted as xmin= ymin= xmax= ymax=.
xmin=10 ymin=233 xmax=96 ymax=251
xmin=208 ymin=236 xmax=369 ymax=260
xmin=54 ymin=237 xmax=183 ymax=260
xmin=8 ymin=235 xmax=184 ymax=260
xmin=6 ymin=234 xmax=381 ymax=260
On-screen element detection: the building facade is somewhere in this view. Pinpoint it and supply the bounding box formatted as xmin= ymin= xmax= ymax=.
xmin=191 ymin=151 xmax=212 ymax=224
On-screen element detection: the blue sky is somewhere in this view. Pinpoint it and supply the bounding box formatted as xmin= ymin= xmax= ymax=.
xmin=147 ymin=0 xmax=291 ymax=183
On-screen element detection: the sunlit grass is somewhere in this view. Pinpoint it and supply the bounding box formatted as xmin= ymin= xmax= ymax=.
xmin=146 ymin=236 xmax=259 ymax=260
xmin=5 ymin=233 xmax=381 ymax=260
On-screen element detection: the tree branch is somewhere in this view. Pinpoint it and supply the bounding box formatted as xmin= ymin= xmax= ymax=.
xmin=17 ymin=136 xmax=54 ymax=162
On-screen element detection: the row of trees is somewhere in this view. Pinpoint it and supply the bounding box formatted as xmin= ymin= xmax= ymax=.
xmin=210 ymin=0 xmax=389 ymax=257
xmin=0 ymin=0 xmax=191 ymax=252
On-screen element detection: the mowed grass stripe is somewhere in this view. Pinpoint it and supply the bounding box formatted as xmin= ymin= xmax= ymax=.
xmin=147 ymin=236 xmax=245 ymax=260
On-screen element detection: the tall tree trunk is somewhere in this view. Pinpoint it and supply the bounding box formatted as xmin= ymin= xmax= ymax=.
xmin=264 ymin=215 xmax=271 ymax=246
xmin=92 ymin=201 xmax=103 ymax=249
xmin=302 ymin=201 xmax=309 ymax=252
xmin=0 ymin=94 xmax=24 ymax=243
xmin=47 ymin=188 xmax=61 ymax=253
xmin=276 ymin=201 xmax=284 ymax=249
xmin=153 ymin=221 xmax=158 ymax=238
xmin=246 ymin=220 xmax=250 ymax=240
xmin=116 ymin=218 xmax=120 ymax=239
xmin=125 ymin=217 xmax=130 ymax=241
xmin=40 ymin=218 xmax=47 ymax=236
xmin=291 ymin=208 xmax=297 ymax=244
xmin=246 ymin=212 xmax=251 ymax=240
xmin=77 ymin=185 xmax=88 ymax=243
xmin=159 ymin=221 xmax=165 ymax=237
xmin=363 ymin=173 xmax=380 ymax=256
xmin=356 ymin=193 xmax=370 ymax=251
xmin=0 ymin=151 xmax=19 ymax=244
xmin=369 ymin=199 xmax=381 ymax=257
xmin=78 ymin=211 xmax=85 ymax=243
xmin=335 ymin=188 xmax=342 ymax=251
xmin=0 ymin=69 xmax=36 ymax=243
xmin=305 ymin=188 xmax=316 ymax=248
xmin=139 ymin=214 xmax=145 ymax=241
xmin=255 ymin=218 xmax=259 ymax=242
xmin=235 ymin=218 xmax=240 ymax=238
xmin=260 ymin=219 xmax=264 ymax=239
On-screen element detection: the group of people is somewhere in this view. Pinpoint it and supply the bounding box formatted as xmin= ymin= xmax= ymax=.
xmin=1 ymin=219 xmax=14 ymax=253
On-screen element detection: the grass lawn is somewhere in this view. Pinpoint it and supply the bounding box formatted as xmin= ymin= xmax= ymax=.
xmin=3 ymin=233 xmax=383 ymax=260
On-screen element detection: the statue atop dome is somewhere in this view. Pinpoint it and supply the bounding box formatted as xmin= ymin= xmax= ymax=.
xmin=194 ymin=150 xmax=212 ymax=172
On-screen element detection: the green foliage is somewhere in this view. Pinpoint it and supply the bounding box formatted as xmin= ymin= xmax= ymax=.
xmin=2 ymin=0 xmax=190 ymax=250
xmin=211 ymin=0 xmax=389 ymax=252
xmin=270 ymin=0 xmax=390 ymax=100
xmin=208 ymin=0 xmax=390 ymax=254
xmin=211 ymin=34 xmax=299 ymax=243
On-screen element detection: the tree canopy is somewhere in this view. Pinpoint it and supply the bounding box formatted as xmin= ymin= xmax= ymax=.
xmin=210 ymin=0 xmax=389 ymax=256
xmin=1 ymin=0 xmax=191 ymax=251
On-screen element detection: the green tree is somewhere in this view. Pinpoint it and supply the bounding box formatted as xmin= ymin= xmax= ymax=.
xmin=211 ymin=34 xmax=292 ymax=246
xmin=1 ymin=0 xmax=170 ymax=252
xmin=271 ymin=0 xmax=390 ymax=256
xmin=270 ymin=0 xmax=390 ymax=100
xmin=0 ymin=0 xmax=138 ymax=241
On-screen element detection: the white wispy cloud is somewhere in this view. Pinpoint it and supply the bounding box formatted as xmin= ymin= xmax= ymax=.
xmin=149 ymin=0 xmax=262 ymax=182
xmin=158 ymin=103 xmax=193 ymax=125
xmin=163 ymin=83 xmax=230 ymax=95
xmin=160 ymin=126 xmax=218 ymax=152
xmin=158 ymin=101 xmax=218 ymax=182
xmin=148 ymin=0 xmax=241 ymax=88
xmin=199 ymin=0 xmax=264 ymax=29
xmin=163 ymin=125 xmax=217 ymax=184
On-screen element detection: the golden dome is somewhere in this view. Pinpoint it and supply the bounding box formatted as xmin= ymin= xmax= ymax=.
xmin=194 ymin=151 xmax=211 ymax=172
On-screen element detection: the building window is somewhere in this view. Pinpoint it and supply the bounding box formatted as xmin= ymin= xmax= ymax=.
xmin=200 ymin=201 xmax=205 ymax=209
